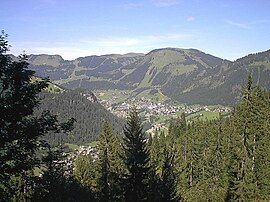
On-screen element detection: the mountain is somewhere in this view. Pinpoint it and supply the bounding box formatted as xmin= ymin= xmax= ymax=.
xmin=169 ymin=50 xmax=270 ymax=105
xmin=27 ymin=48 xmax=270 ymax=105
xmin=35 ymin=88 xmax=124 ymax=145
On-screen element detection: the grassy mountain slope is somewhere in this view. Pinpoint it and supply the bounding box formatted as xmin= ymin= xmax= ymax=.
xmin=168 ymin=50 xmax=270 ymax=105
xmin=27 ymin=48 xmax=270 ymax=105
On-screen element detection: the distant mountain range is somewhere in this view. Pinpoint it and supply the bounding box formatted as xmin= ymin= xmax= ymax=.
xmin=25 ymin=48 xmax=270 ymax=105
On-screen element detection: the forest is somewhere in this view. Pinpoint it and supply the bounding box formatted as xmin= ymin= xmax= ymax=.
xmin=1 ymin=32 xmax=270 ymax=202
xmin=36 ymin=90 xmax=124 ymax=145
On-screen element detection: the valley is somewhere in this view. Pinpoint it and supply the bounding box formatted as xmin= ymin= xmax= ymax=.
xmin=26 ymin=47 xmax=270 ymax=141
xmin=93 ymin=89 xmax=230 ymax=134
xmin=3 ymin=1 xmax=270 ymax=200
xmin=27 ymin=48 xmax=270 ymax=106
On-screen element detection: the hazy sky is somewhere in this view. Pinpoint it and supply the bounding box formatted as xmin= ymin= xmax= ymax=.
xmin=1 ymin=0 xmax=270 ymax=60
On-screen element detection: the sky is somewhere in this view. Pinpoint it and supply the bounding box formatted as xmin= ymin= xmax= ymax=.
xmin=1 ymin=0 xmax=270 ymax=60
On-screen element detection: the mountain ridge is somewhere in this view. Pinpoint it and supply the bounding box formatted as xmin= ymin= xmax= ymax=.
xmin=18 ymin=47 xmax=270 ymax=105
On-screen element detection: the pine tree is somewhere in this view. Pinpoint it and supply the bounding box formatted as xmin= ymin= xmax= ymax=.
xmin=158 ymin=147 xmax=179 ymax=201
xmin=149 ymin=130 xmax=166 ymax=175
xmin=73 ymin=154 xmax=99 ymax=195
xmin=98 ymin=122 xmax=111 ymax=201
xmin=0 ymin=32 xmax=48 ymax=199
xmin=227 ymin=75 xmax=262 ymax=200
xmin=168 ymin=112 xmax=187 ymax=139
xmin=204 ymin=121 xmax=228 ymax=201
xmin=121 ymin=107 xmax=150 ymax=202
xmin=98 ymin=121 xmax=124 ymax=201
xmin=33 ymin=144 xmax=94 ymax=202
xmin=250 ymin=85 xmax=270 ymax=199
xmin=176 ymin=121 xmax=208 ymax=201
xmin=0 ymin=31 xmax=76 ymax=200
xmin=33 ymin=146 xmax=67 ymax=201
xmin=147 ymin=131 xmax=162 ymax=201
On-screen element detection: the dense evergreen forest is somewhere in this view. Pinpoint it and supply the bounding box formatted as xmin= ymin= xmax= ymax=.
xmin=36 ymin=90 xmax=124 ymax=145
xmin=1 ymin=32 xmax=270 ymax=201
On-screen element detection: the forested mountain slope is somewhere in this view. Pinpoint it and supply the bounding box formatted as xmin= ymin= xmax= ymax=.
xmin=35 ymin=89 xmax=124 ymax=144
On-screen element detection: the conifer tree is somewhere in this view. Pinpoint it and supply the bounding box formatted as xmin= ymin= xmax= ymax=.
xmin=33 ymin=144 xmax=94 ymax=202
xmin=121 ymin=107 xmax=150 ymax=201
xmin=98 ymin=121 xmax=124 ymax=201
xmin=33 ymin=146 xmax=67 ymax=201
xmin=0 ymin=31 xmax=76 ymax=200
xmin=0 ymin=32 xmax=44 ymax=196
xmin=253 ymin=89 xmax=270 ymax=199
xmin=158 ymin=147 xmax=179 ymax=201
xmin=0 ymin=32 xmax=51 ymax=199
xmin=204 ymin=121 xmax=228 ymax=200
xmin=147 ymin=131 xmax=163 ymax=201
xmin=73 ymin=152 xmax=100 ymax=196
xmin=149 ymin=131 xmax=166 ymax=175
xmin=228 ymin=75 xmax=261 ymax=200
xmin=168 ymin=113 xmax=187 ymax=139
xmin=98 ymin=122 xmax=111 ymax=201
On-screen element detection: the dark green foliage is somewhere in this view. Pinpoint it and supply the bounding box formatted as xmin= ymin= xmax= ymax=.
xmin=99 ymin=124 xmax=110 ymax=201
xmin=157 ymin=147 xmax=179 ymax=201
xmin=164 ymin=75 xmax=270 ymax=201
xmin=226 ymin=75 xmax=270 ymax=201
xmin=97 ymin=122 xmax=124 ymax=201
xmin=121 ymin=108 xmax=150 ymax=201
xmin=73 ymin=154 xmax=99 ymax=197
xmin=36 ymin=90 xmax=124 ymax=144
xmin=33 ymin=146 xmax=94 ymax=202
xmin=0 ymin=32 xmax=49 ymax=199
xmin=168 ymin=113 xmax=187 ymax=139
xmin=0 ymin=32 xmax=81 ymax=201
xmin=148 ymin=122 xmax=181 ymax=201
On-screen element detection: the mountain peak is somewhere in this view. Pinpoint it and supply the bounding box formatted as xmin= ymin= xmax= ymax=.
xmin=28 ymin=54 xmax=64 ymax=67
xmin=101 ymin=52 xmax=145 ymax=58
xmin=27 ymin=48 xmax=270 ymax=105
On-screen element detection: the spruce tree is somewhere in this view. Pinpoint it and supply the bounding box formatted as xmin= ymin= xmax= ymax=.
xmin=158 ymin=147 xmax=179 ymax=201
xmin=249 ymin=85 xmax=270 ymax=199
xmin=0 ymin=31 xmax=76 ymax=200
xmin=147 ymin=131 xmax=162 ymax=201
xmin=33 ymin=144 xmax=94 ymax=202
xmin=121 ymin=107 xmax=150 ymax=202
xmin=33 ymin=146 xmax=67 ymax=201
xmin=98 ymin=122 xmax=111 ymax=201
xmin=73 ymin=153 xmax=99 ymax=194
xmin=227 ymin=75 xmax=265 ymax=200
xmin=0 ymin=32 xmax=48 ymax=199
xmin=98 ymin=121 xmax=124 ymax=201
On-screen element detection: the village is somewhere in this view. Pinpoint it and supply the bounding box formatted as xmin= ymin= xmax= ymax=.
xmin=61 ymin=95 xmax=232 ymax=173
xmin=99 ymin=96 xmax=231 ymax=120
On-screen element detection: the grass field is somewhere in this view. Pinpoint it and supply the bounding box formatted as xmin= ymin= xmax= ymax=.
xmin=94 ymin=89 xmax=131 ymax=103
xmin=187 ymin=110 xmax=220 ymax=121
xmin=133 ymin=88 xmax=169 ymax=103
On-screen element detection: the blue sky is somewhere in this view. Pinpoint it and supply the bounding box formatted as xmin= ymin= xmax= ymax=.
xmin=1 ymin=0 xmax=270 ymax=60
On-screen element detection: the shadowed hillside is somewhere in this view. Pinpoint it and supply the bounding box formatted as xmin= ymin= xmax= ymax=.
xmin=35 ymin=89 xmax=124 ymax=145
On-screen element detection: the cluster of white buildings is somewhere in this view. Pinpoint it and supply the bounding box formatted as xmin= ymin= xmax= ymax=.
xmin=104 ymin=97 xmax=184 ymax=118
xmin=101 ymin=97 xmax=231 ymax=119
xmin=64 ymin=145 xmax=99 ymax=173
